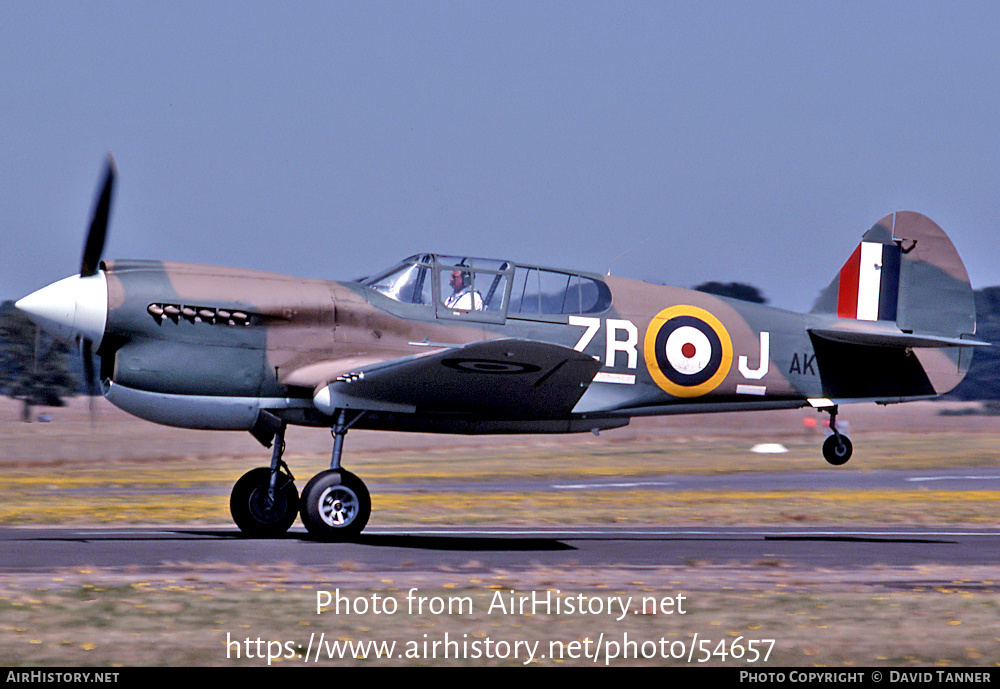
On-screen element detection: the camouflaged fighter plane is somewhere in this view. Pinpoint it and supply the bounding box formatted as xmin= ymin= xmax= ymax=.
xmin=15 ymin=158 xmax=989 ymax=540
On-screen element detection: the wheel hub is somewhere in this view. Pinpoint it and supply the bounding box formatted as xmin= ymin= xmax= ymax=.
xmin=249 ymin=486 xmax=288 ymax=523
xmin=319 ymin=485 xmax=359 ymax=526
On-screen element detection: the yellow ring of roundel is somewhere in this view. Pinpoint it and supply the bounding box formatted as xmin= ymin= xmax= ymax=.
xmin=643 ymin=305 xmax=733 ymax=398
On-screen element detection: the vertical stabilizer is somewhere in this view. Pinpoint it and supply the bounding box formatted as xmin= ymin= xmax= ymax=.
xmin=812 ymin=212 xmax=976 ymax=339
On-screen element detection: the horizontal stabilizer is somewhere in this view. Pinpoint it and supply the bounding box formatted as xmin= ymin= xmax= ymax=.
xmin=809 ymin=324 xmax=989 ymax=349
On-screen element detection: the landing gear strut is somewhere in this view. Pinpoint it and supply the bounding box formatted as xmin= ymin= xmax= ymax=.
xmin=821 ymin=405 xmax=852 ymax=466
xmin=299 ymin=410 xmax=372 ymax=540
xmin=230 ymin=423 xmax=299 ymax=537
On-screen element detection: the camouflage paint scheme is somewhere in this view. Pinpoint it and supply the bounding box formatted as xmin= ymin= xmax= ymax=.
xmin=100 ymin=211 xmax=979 ymax=439
xmin=16 ymin=161 xmax=987 ymax=540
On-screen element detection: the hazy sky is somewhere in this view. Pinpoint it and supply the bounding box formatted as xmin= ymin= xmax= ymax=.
xmin=3 ymin=2 xmax=998 ymax=312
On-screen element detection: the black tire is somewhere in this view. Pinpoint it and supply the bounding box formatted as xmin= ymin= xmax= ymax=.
xmin=822 ymin=434 xmax=853 ymax=466
xmin=230 ymin=467 xmax=299 ymax=537
xmin=299 ymin=469 xmax=371 ymax=541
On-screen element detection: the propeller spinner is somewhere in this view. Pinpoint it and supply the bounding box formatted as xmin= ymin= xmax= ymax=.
xmin=15 ymin=156 xmax=116 ymax=399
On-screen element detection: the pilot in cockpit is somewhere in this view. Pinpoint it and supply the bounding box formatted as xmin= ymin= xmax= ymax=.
xmin=444 ymin=269 xmax=484 ymax=310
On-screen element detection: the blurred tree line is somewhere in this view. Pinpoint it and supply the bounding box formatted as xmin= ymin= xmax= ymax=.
xmin=0 ymin=300 xmax=79 ymax=420
xmin=692 ymin=281 xmax=768 ymax=304
xmin=948 ymin=287 xmax=1000 ymax=401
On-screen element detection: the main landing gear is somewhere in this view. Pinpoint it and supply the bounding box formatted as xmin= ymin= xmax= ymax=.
xmin=230 ymin=425 xmax=299 ymax=537
xmin=820 ymin=405 xmax=852 ymax=466
xmin=299 ymin=410 xmax=371 ymax=540
xmin=229 ymin=410 xmax=372 ymax=541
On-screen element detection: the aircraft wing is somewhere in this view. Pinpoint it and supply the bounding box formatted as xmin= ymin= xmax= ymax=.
xmin=310 ymin=338 xmax=604 ymax=418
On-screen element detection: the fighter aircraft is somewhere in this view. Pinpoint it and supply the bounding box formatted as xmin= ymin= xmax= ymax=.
xmin=15 ymin=158 xmax=988 ymax=540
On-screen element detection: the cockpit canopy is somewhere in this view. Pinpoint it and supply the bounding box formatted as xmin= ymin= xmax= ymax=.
xmin=363 ymin=254 xmax=612 ymax=318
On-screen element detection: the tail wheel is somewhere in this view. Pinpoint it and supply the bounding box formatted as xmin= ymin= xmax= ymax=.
xmin=822 ymin=434 xmax=853 ymax=466
xmin=230 ymin=467 xmax=299 ymax=537
xmin=299 ymin=469 xmax=371 ymax=541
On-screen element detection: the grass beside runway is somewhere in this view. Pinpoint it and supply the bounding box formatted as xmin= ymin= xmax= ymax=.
xmin=4 ymin=484 xmax=999 ymax=526
xmin=2 ymin=430 xmax=999 ymax=525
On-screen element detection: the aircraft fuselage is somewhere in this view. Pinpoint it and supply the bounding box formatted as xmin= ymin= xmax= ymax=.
xmin=81 ymin=256 xmax=966 ymax=435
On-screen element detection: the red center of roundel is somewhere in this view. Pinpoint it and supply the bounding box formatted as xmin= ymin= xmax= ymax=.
xmin=681 ymin=342 xmax=697 ymax=358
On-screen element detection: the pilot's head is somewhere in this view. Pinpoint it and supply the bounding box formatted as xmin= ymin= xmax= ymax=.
xmin=449 ymin=270 xmax=470 ymax=292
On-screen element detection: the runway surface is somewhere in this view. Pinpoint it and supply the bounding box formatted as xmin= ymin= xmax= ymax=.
xmin=3 ymin=525 xmax=999 ymax=571
xmin=390 ymin=467 xmax=1000 ymax=493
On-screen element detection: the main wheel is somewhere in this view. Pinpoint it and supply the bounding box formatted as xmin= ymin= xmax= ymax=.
xmin=230 ymin=467 xmax=299 ymax=537
xmin=822 ymin=434 xmax=853 ymax=465
xmin=299 ymin=469 xmax=371 ymax=541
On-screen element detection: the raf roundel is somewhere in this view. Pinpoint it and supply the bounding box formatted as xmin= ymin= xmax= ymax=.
xmin=644 ymin=305 xmax=733 ymax=397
